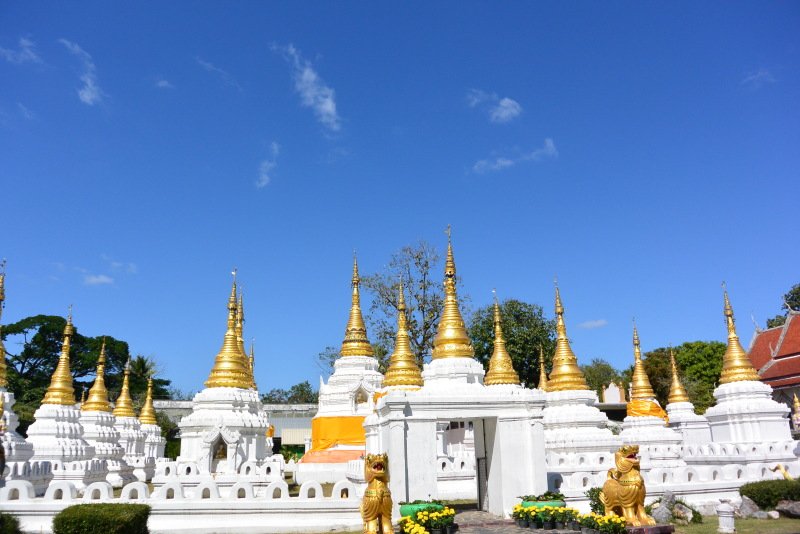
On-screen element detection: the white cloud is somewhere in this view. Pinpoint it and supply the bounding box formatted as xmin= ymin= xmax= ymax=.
xmin=466 ymin=88 xmax=523 ymax=123
xmin=472 ymin=138 xmax=557 ymax=174
xmin=101 ymin=254 xmax=137 ymax=274
xmin=155 ymin=79 xmax=174 ymax=89
xmin=256 ymin=141 xmax=280 ymax=188
xmin=490 ymin=97 xmax=523 ymax=123
xmin=195 ymin=57 xmax=241 ymax=91
xmin=741 ymin=69 xmax=776 ymax=90
xmin=17 ymin=102 xmax=34 ymax=120
xmin=84 ymin=274 xmax=114 ymax=286
xmin=275 ymin=44 xmax=341 ymax=132
xmin=59 ymin=39 xmax=105 ymax=105
xmin=0 ymin=37 xmax=42 ymax=64
xmin=577 ymin=319 xmax=608 ymax=329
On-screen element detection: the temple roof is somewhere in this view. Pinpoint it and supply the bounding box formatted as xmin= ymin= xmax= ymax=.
xmin=750 ymin=312 xmax=800 ymax=389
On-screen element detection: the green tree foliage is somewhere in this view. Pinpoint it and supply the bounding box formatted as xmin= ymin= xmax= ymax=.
xmin=261 ymin=380 xmax=319 ymax=404
xmin=766 ymin=283 xmax=800 ymax=328
xmin=467 ymin=299 xmax=555 ymax=388
xmin=621 ymin=341 xmax=725 ymax=413
xmin=1 ymin=315 xmax=170 ymax=435
xmin=580 ymin=359 xmax=621 ymax=398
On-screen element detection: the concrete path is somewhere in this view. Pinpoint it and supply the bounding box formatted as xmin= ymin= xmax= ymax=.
xmin=454 ymin=510 xmax=577 ymax=534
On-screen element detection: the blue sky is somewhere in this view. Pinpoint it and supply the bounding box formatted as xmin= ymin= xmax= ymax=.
xmin=2 ymin=2 xmax=798 ymax=395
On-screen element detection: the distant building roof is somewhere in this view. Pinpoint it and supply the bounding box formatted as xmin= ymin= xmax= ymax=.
xmin=750 ymin=311 xmax=800 ymax=390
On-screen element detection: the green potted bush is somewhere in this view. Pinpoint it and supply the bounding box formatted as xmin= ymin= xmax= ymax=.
xmin=520 ymin=491 xmax=566 ymax=509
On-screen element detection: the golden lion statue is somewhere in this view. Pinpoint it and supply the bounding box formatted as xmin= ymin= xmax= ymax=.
xmin=361 ymin=453 xmax=392 ymax=534
xmin=600 ymin=445 xmax=655 ymax=527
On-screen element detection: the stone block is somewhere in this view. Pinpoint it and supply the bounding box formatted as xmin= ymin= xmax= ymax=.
xmin=736 ymin=495 xmax=759 ymax=518
xmin=776 ymin=500 xmax=800 ymax=518
xmin=661 ymin=490 xmax=676 ymax=510
xmin=673 ymin=502 xmax=693 ymax=524
xmin=752 ymin=511 xmax=769 ymax=520
xmin=767 ymin=511 xmax=780 ymax=519
xmin=652 ymin=504 xmax=672 ymax=524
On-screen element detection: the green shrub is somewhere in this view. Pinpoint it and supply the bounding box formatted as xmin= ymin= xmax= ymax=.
xmin=585 ymin=487 xmax=604 ymax=514
xmin=0 ymin=513 xmax=22 ymax=534
xmin=53 ymin=504 xmax=150 ymax=534
xmin=740 ymin=479 xmax=800 ymax=509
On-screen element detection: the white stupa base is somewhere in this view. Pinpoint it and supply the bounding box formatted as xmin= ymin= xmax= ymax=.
xmin=26 ymin=403 xmax=107 ymax=493
xmin=177 ymin=387 xmax=271 ymax=475
xmin=0 ymin=390 xmax=52 ymax=494
xmin=316 ymin=355 xmax=384 ymax=418
xmin=80 ymin=410 xmax=136 ymax=488
xmin=667 ymin=401 xmax=712 ymax=445
xmin=620 ymin=415 xmax=685 ymax=469
xmin=543 ymin=389 xmax=622 ymax=497
xmin=706 ymin=380 xmax=794 ymax=445
xmin=421 ymin=357 xmax=486 ymax=386
xmin=142 ymin=422 xmax=167 ymax=474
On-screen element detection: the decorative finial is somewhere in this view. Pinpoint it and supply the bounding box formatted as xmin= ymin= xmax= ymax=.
xmin=719 ymin=286 xmax=760 ymax=384
xmin=340 ymin=255 xmax=374 ymax=357
xmin=139 ymin=374 xmax=158 ymax=425
xmin=113 ymin=357 xmax=137 ymax=417
xmin=432 ymin=228 xmax=475 ymax=359
xmin=42 ymin=312 xmax=77 ymax=405
xmin=205 ymin=274 xmax=253 ymax=388
xmin=538 ymin=346 xmax=549 ymax=392
xmin=445 ymin=224 xmax=451 ymax=241
xmin=383 ymin=280 xmax=423 ymax=389
xmin=630 ymin=324 xmax=656 ymax=401
xmin=667 ymin=347 xmax=690 ymax=404
xmin=547 ymin=284 xmax=589 ymax=391
xmin=485 ymin=291 xmax=521 ymax=386
xmin=82 ymin=337 xmax=112 ymax=412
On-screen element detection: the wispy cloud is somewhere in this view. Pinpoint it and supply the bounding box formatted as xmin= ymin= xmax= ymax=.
xmin=741 ymin=69 xmax=776 ymax=90
xmin=274 ymin=44 xmax=341 ymax=132
xmin=256 ymin=142 xmax=280 ymax=188
xmin=84 ymin=274 xmax=114 ymax=286
xmin=101 ymin=254 xmax=137 ymax=274
xmin=0 ymin=37 xmax=42 ymax=64
xmin=466 ymin=88 xmax=523 ymax=123
xmin=155 ymin=79 xmax=174 ymax=89
xmin=472 ymin=138 xmax=557 ymax=174
xmin=577 ymin=319 xmax=608 ymax=329
xmin=195 ymin=57 xmax=241 ymax=91
xmin=17 ymin=103 xmax=34 ymax=120
xmin=59 ymin=39 xmax=105 ymax=106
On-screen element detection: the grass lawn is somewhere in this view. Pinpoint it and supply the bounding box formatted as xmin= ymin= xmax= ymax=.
xmin=676 ymin=517 xmax=800 ymax=534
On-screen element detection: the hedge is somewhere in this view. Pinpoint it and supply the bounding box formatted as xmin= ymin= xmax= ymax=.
xmin=0 ymin=513 xmax=22 ymax=534
xmin=740 ymin=479 xmax=800 ymax=510
xmin=52 ymin=504 xmax=150 ymax=534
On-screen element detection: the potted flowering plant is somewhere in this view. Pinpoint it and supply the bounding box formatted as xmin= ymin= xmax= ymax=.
xmin=400 ymin=499 xmax=445 ymax=518
xmin=400 ymin=516 xmax=428 ymax=534
xmin=537 ymin=506 xmax=555 ymax=530
xmin=564 ymin=508 xmax=580 ymax=530
xmin=579 ymin=512 xmax=600 ymax=534
xmin=439 ymin=506 xmax=456 ymax=534
xmin=512 ymin=504 xmax=529 ymax=528
xmin=524 ymin=507 xmax=540 ymax=529
xmin=596 ymin=514 xmax=627 ymax=534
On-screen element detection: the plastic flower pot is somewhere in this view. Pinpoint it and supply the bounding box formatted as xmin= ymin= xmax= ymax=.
xmin=522 ymin=500 xmax=566 ymax=509
xmin=542 ymin=521 xmax=553 ymax=530
xmin=555 ymin=522 xmax=564 ymax=530
xmin=400 ymin=503 xmax=444 ymax=517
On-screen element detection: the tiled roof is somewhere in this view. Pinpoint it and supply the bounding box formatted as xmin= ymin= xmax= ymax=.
xmin=749 ymin=327 xmax=782 ymax=370
xmin=777 ymin=315 xmax=800 ymax=358
xmin=760 ymin=354 xmax=800 ymax=389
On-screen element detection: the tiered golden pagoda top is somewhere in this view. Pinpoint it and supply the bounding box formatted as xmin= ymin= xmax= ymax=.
xmin=82 ymin=339 xmax=112 ymax=412
xmin=538 ymin=347 xmax=549 ymax=392
xmin=547 ymin=285 xmax=589 ymax=391
xmin=42 ymin=312 xmax=77 ymax=406
xmin=340 ymin=256 xmax=374 ymax=357
xmin=668 ymin=348 xmax=690 ymax=404
xmin=236 ymin=293 xmax=246 ymax=360
xmin=484 ymin=293 xmax=520 ymax=385
xmin=431 ymin=230 xmax=475 ymax=359
xmin=383 ymin=282 xmax=424 ymax=388
xmin=113 ymin=358 xmax=137 ymax=418
xmin=205 ymin=276 xmax=254 ymax=388
xmin=139 ymin=376 xmax=157 ymax=425
xmin=719 ymin=286 xmax=761 ymax=384
xmin=630 ymin=325 xmax=656 ymax=400
xmin=0 ymin=260 xmax=8 ymax=389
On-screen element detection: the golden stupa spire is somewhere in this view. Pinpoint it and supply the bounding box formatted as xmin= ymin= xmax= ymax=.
xmin=719 ymin=284 xmax=760 ymax=384
xmin=113 ymin=357 xmax=137 ymax=418
xmin=793 ymin=392 xmax=800 ymax=419
xmin=42 ymin=309 xmax=78 ymax=406
xmin=205 ymin=271 xmax=253 ymax=388
xmin=383 ymin=281 xmax=424 ymax=388
xmin=538 ymin=346 xmax=549 ymax=392
xmin=0 ymin=260 xmax=8 ymax=389
xmin=432 ymin=227 xmax=475 ymax=359
xmin=82 ymin=338 xmax=112 ymax=412
xmin=249 ymin=341 xmax=257 ymax=390
xmin=139 ymin=376 xmax=157 ymax=425
xmin=340 ymin=254 xmax=374 ymax=357
xmin=630 ymin=323 xmax=656 ymax=400
xmin=547 ymin=282 xmax=589 ymax=391
xmin=668 ymin=348 xmax=690 ymax=404
xmin=484 ymin=291 xmax=521 ymax=386
xmin=236 ymin=290 xmax=255 ymax=386
xmin=80 ymin=387 xmax=86 ymax=407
